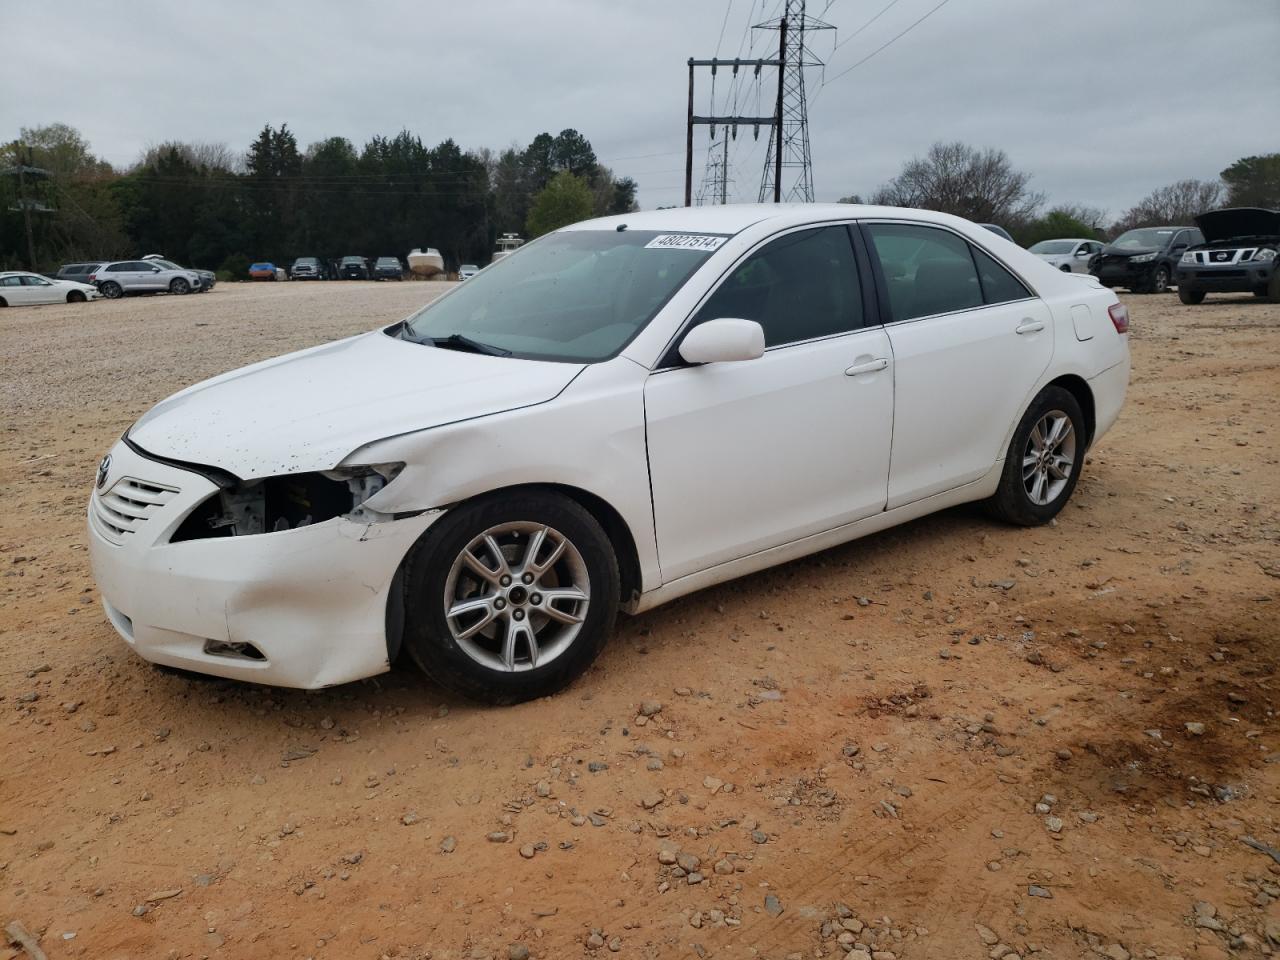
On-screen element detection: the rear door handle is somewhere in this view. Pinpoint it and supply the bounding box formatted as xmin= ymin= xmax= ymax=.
xmin=845 ymin=357 xmax=889 ymax=376
xmin=1016 ymin=319 xmax=1046 ymax=334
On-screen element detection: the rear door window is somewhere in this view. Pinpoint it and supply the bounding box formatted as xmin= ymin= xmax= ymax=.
xmin=971 ymin=247 xmax=1032 ymax=304
xmin=865 ymin=223 xmax=982 ymax=322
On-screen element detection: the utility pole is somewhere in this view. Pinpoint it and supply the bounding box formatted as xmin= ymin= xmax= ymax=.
xmin=683 ymin=56 xmax=782 ymax=207
xmin=3 ymin=142 xmax=51 ymax=269
xmin=756 ymin=0 xmax=833 ymax=203
xmin=719 ymin=135 xmax=729 ymax=205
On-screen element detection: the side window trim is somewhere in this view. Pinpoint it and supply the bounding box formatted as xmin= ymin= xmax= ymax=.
xmin=652 ymin=219 xmax=874 ymax=371
xmin=856 ymin=218 xmax=1038 ymax=326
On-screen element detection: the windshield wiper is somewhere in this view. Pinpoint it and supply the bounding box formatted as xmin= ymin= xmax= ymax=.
xmin=424 ymin=333 xmax=511 ymax=357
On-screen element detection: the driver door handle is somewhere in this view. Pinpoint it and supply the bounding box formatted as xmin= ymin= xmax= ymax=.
xmin=1016 ymin=319 xmax=1046 ymax=335
xmin=845 ymin=357 xmax=889 ymax=376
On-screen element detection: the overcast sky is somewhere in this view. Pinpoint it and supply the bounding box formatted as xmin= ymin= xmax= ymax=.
xmin=3 ymin=0 xmax=1276 ymax=219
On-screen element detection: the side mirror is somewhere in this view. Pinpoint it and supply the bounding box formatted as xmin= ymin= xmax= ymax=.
xmin=1075 ymin=249 xmax=1091 ymax=257
xmin=151 ymin=266 xmax=161 ymax=273
xmin=678 ymin=318 xmax=766 ymax=365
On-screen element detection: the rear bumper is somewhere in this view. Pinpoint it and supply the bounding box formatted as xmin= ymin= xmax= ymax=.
xmin=87 ymin=439 xmax=441 ymax=689
xmin=1088 ymin=355 xmax=1130 ymax=446
xmin=1174 ymin=262 xmax=1271 ymax=291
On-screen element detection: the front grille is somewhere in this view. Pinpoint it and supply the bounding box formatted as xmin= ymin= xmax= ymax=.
xmin=92 ymin=477 xmax=179 ymax=544
xmin=1194 ymin=269 xmax=1246 ymax=278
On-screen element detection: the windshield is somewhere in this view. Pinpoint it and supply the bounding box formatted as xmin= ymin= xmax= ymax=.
xmin=341 ymin=256 xmax=364 ymax=265
xmin=377 ymin=258 xmax=399 ymax=266
xmin=402 ymin=229 xmax=726 ymax=362
xmin=1029 ymin=240 xmax=1075 ymax=254
xmin=152 ymin=259 xmax=182 ymax=270
xmin=295 ymin=257 xmax=318 ymax=266
xmin=1113 ymin=228 xmax=1174 ymax=249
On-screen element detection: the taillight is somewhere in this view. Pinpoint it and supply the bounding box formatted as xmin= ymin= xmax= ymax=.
xmin=1107 ymin=302 xmax=1129 ymax=334
xmin=88 ymin=274 xmax=96 ymax=282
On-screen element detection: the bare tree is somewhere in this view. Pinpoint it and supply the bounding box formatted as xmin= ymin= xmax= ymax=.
xmin=870 ymin=141 xmax=1044 ymax=228
xmin=1111 ymin=178 xmax=1224 ymax=233
xmin=134 ymin=140 xmax=240 ymax=173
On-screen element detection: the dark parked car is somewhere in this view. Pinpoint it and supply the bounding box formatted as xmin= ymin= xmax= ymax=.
xmin=338 ymin=255 xmax=369 ymax=280
xmin=290 ymin=256 xmax=326 ymax=280
xmin=1089 ymin=225 xmax=1202 ymax=294
xmin=56 ymin=262 xmax=105 ymax=283
xmin=1174 ymin=207 xmax=1279 ymax=304
xmin=373 ymin=256 xmax=404 ymax=280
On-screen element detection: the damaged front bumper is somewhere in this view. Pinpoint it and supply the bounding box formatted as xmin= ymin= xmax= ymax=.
xmin=87 ymin=439 xmax=440 ymax=689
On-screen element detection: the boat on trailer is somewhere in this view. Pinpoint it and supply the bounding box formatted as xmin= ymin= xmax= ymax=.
xmin=407 ymin=247 xmax=445 ymax=278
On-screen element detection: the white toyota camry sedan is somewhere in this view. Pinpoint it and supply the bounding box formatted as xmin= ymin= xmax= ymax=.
xmin=88 ymin=204 xmax=1130 ymax=703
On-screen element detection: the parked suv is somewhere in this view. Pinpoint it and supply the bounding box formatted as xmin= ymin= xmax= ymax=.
xmin=56 ymin=262 xmax=105 ymax=283
xmin=373 ymin=256 xmax=404 ymax=280
xmin=290 ymin=256 xmax=326 ymax=280
xmin=339 ymin=256 xmax=370 ymax=280
xmin=142 ymin=255 xmax=215 ymax=292
xmin=1175 ymin=207 xmax=1279 ymax=304
xmin=1090 ymin=226 xmax=1202 ymax=294
xmin=91 ymin=260 xmax=203 ymax=299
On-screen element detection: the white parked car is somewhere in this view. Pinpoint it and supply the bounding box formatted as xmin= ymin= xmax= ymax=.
xmin=88 ymin=204 xmax=1130 ymax=703
xmin=1029 ymin=238 xmax=1104 ymax=273
xmin=0 ymin=270 xmax=101 ymax=306
xmin=92 ymin=259 xmax=204 ymax=298
xmin=458 ymin=264 xmax=480 ymax=280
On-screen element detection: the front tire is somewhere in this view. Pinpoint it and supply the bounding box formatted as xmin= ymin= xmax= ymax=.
xmin=1178 ymin=286 xmax=1206 ymax=305
xmin=1268 ymin=271 xmax=1280 ymax=303
xmin=986 ymin=386 xmax=1086 ymax=527
xmin=401 ymin=491 xmax=619 ymax=704
xmin=170 ymin=278 xmax=191 ymax=295
xmin=100 ymin=281 xmax=123 ymax=299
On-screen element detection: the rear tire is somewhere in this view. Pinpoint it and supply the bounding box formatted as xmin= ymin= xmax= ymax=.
xmin=100 ymin=281 xmax=123 ymax=299
xmin=985 ymin=386 xmax=1086 ymax=527
xmin=401 ymin=491 xmax=619 ymax=704
xmin=0 ymin=296 xmax=7 ymax=307
xmin=67 ymin=290 xmax=87 ymax=303
xmin=1178 ymin=287 xmax=1206 ymax=305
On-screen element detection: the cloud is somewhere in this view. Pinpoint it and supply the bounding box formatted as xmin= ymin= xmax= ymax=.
xmin=2 ymin=0 xmax=1275 ymax=219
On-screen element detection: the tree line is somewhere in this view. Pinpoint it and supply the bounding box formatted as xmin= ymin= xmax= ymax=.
xmin=841 ymin=142 xmax=1280 ymax=247
xmin=0 ymin=123 xmax=638 ymax=275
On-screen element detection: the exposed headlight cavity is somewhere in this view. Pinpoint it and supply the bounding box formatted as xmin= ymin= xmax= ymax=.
xmin=170 ymin=463 xmax=404 ymax=542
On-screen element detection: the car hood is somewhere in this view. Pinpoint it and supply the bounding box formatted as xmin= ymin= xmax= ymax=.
xmin=1193 ymin=207 xmax=1280 ymax=244
xmin=1100 ymin=245 xmax=1160 ymax=258
xmin=129 ymin=330 xmax=585 ymax=478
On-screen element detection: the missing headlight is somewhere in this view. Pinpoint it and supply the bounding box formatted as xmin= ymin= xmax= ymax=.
xmin=170 ymin=464 xmax=402 ymax=541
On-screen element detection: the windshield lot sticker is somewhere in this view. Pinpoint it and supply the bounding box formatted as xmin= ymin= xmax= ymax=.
xmin=644 ymin=234 xmax=727 ymax=251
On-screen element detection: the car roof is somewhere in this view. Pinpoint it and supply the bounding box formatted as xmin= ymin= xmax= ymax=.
xmin=562 ymin=202 xmax=1000 ymax=236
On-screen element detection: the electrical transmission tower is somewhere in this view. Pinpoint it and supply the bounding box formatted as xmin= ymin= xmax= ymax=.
xmin=756 ymin=0 xmax=832 ymax=203
xmin=695 ymin=136 xmax=733 ymax=206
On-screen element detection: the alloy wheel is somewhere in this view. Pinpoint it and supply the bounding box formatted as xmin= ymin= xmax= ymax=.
xmin=1022 ymin=410 xmax=1076 ymax=506
xmin=442 ymin=522 xmax=590 ymax=673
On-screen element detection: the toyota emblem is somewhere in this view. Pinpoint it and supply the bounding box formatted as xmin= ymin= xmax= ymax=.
xmin=96 ymin=454 xmax=112 ymax=490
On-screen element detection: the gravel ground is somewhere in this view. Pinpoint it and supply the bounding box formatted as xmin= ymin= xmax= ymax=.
xmin=1 ymin=281 xmax=1278 ymax=960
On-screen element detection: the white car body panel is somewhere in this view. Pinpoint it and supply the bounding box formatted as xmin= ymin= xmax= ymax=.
xmin=129 ymin=331 xmax=585 ymax=478
xmin=88 ymin=203 xmax=1130 ymax=689
xmin=0 ymin=272 xmax=101 ymax=305
xmin=644 ymin=326 xmax=893 ymax=580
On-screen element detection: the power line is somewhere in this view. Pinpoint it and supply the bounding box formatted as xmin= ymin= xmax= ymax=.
xmin=820 ymin=0 xmax=953 ymax=88
xmin=830 ymin=0 xmax=905 ymax=52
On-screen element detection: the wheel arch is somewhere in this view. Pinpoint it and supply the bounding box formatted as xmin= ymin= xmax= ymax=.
xmin=1045 ymin=373 xmax=1096 ymax=448
xmin=383 ymin=481 xmax=643 ymax=666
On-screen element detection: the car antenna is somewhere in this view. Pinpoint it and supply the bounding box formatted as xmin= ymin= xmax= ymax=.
xmin=616 ymin=223 xmax=628 ymax=232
